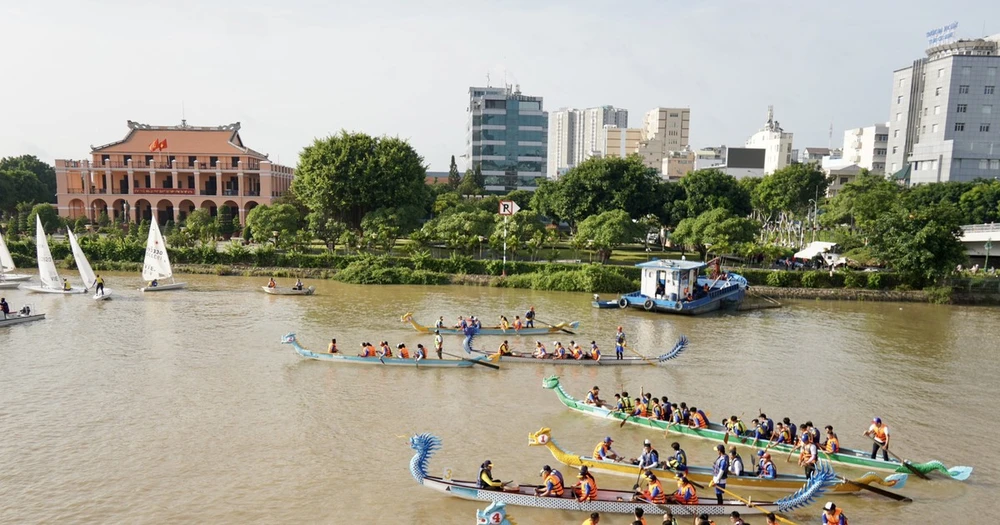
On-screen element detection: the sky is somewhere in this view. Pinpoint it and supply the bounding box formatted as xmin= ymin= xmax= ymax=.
xmin=1 ymin=0 xmax=998 ymax=173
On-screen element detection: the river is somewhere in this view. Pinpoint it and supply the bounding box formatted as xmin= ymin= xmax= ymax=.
xmin=1 ymin=273 xmax=996 ymax=524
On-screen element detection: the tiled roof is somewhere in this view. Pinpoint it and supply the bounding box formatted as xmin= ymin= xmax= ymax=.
xmin=90 ymin=121 xmax=268 ymax=159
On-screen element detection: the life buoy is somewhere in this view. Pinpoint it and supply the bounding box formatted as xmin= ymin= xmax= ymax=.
xmin=674 ymin=302 xmax=683 ymax=311
xmin=618 ymin=297 xmax=629 ymax=309
xmin=643 ymin=299 xmax=655 ymax=311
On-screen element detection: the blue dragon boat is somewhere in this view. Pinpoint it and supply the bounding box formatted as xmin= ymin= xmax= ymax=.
xmin=281 ymin=333 xmax=495 ymax=369
xmin=614 ymin=258 xmax=747 ymax=315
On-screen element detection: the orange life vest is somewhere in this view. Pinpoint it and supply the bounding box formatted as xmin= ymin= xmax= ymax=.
xmin=826 ymin=436 xmax=840 ymax=454
xmin=800 ymin=445 xmax=816 ymax=465
xmin=593 ymin=442 xmax=611 ymax=459
xmin=823 ymin=508 xmax=848 ymax=524
xmin=399 ymin=346 xmax=410 ymax=359
xmin=636 ymin=401 xmax=648 ymax=417
xmin=647 ymin=479 xmax=667 ymax=503
xmin=675 ymin=480 xmax=698 ymax=504
xmin=578 ymin=478 xmax=596 ymax=501
xmin=872 ymin=424 xmax=888 ymax=442
xmin=543 ymin=473 xmax=564 ymax=496
xmin=691 ymin=412 xmax=707 ymax=428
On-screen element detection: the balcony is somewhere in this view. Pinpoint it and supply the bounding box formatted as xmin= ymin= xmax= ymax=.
xmin=244 ymin=191 xmax=260 ymax=197
xmin=133 ymin=188 xmax=196 ymax=196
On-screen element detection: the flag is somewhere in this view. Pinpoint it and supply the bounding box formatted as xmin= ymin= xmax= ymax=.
xmin=148 ymin=139 xmax=160 ymax=152
xmin=158 ymin=139 xmax=168 ymax=150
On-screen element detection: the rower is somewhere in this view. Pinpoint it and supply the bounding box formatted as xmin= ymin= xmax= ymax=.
xmin=397 ymin=343 xmax=410 ymax=359
xmin=414 ymin=344 xmax=427 ymax=362
xmin=614 ymin=326 xmax=626 ymax=360
xmin=582 ymin=512 xmax=601 ymax=525
xmin=727 ymin=415 xmax=747 ymax=437
xmin=619 ymin=392 xmax=634 ymax=415
xmin=863 ymin=417 xmax=890 ymax=461
xmin=773 ymin=422 xmax=792 ymax=445
xmin=658 ymin=398 xmax=671 ymax=421
xmin=525 ymin=306 xmax=536 ymax=328
xmin=358 ymin=342 xmax=371 ymax=357
xmin=553 ymin=341 xmax=568 ymax=359
xmin=267 ymin=277 xmax=276 ymax=288
xmin=667 ymin=442 xmax=688 ymax=472
xmin=679 ymin=403 xmax=690 ymax=425
xmin=327 ymin=338 xmax=338 ymax=354
xmin=379 ymin=341 xmax=392 ymax=358
xmin=650 ymin=398 xmax=664 ymax=420
xmin=694 ymin=406 xmax=710 ymax=425
xmin=499 ymin=315 xmax=510 ymax=332
xmin=824 ymin=426 xmax=841 ymax=454
xmin=477 ymin=460 xmax=504 ymax=491
xmin=730 ymin=511 xmax=746 ymax=525
xmin=366 ymin=342 xmax=377 ymax=356
xmin=574 ymin=468 xmax=598 ymax=502
xmin=632 ymin=508 xmax=648 ymax=525
xmin=62 ymin=278 xmax=71 ymax=291
xmin=535 ymin=465 xmax=564 ymax=497
xmin=673 ymin=475 xmax=698 ymax=504
xmin=571 ymin=341 xmax=584 ymax=360
xmin=513 ymin=315 xmax=523 ymax=332
xmin=593 ymin=436 xmax=620 ymax=461
xmin=783 ymin=417 xmax=797 ymax=443
xmin=728 ymin=447 xmax=745 ymax=476
xmin=670 ymin=404 xmax=682 ymax=424
xmin=758 ymin=413 xmax=775 ymax=439
xmin=806 ymin=421 xmax=821 ymax=445
xmin=293 ymin=278 xmax=303 ymax=290
xmin=585 ymin=386 xmax=603 ymax=406
xmin=636 ymin=470 xmax=667 ymax=504
xmin=797 ymin=433 xmax=818 ymax=479
xmin=756 ymin=451 xmax=777 ymax=479
xmin=632 ymin=439 xmax=659 ymax=470
xmin=632 ymin=397 xmax=648 ymax=418
xmin=688 ymin=406 xmax=708 ymax=429
xmin=497 ymin=340 xmax=511 ymax=356
xmin=434 ymin=330 xmax=443 ymax=359
xmin=709 ymin=444 xmax=729 ymax=505
xmin=456 ymin=316 xmax=467 ymax=330
xmin=434 ymin=316 xmax=444 ymax=329
xmin=532 ymin=341 xmax=547 ymax=359
xmin=589 ymin=341 xmax=601 ymax=361
xmin=821 ymin=502 xmax=848 ymax=525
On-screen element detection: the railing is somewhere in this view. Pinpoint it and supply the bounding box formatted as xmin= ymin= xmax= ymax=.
xmin=961 ymin=223 xmax=1000 ymax=233
xmin=200 ymin=190 xmax=217 ymax=196
xmin=244 ymin=191 xmax=260 ymax=197
xmin=222 ymin=189 xmax=238 ymax=196
xmin=67 ymin=189 xmax=85 ymax=194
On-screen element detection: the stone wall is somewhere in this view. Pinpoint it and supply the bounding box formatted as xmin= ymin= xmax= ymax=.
xmin=750 ymin=286 xmax=929 ymax=303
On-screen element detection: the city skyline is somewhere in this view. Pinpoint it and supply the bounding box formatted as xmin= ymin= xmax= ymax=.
xmin=2 ymin=0 xmax=998 ymax=173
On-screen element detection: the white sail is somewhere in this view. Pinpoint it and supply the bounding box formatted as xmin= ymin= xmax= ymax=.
xmin=0 ymin=230 xmax=16 ymax=273
xmin=35 ymin=215 xmax=61 ymax=289
xmin=142 ymin=220 xmax=173 ymax=281
xmin=68 ymin=230 xmax=97 ymax=289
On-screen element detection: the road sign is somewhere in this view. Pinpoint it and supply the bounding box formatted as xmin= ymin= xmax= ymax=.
xmin=498 ymin=200 xmax=521 ymax=216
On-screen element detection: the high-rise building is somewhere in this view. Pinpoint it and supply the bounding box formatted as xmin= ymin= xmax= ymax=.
xmin=887 ymin=35 xmax=1000 ymax=184
xmin=841 ymin=123 xmax=889 ymax=173
xmin=636 ymin=107 xmax=691 ymax=171
xmin=547 ymin=105 xmax=627 ymax=177
xmin=466 ymin=84 xmax=547 ymax=192
xmin=745 ymin=106 xmax=794 ymax=174
xmin=602 ymin=127 xmax=644 ymax=159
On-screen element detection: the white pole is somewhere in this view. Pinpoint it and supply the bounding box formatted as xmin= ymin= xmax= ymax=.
xmin=502 ymin=216 xmax=508 ymax=276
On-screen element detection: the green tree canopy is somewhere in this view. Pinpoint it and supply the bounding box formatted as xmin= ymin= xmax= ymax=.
xmin=820 ymin=169 xmax=901 ymax=233
xmin=958 ymin=180 xmax=1000 ymax=224
xmin=457 ymin=168 xmax=484 ymax=196
xmin=183 ymin=209 xmax=218 ymax=245
xmin=529 ymin=155 xmax=662 ymax=227
xmin=418 ymin=209 xmax=494 ymax=254
xmin=676 ymin=169 xmax=752 ymax=219
xmin=27 ymin=203 xmax=61 ymax=235
xmin=489 ymin=209 xmax=544 ymax=259
xmin=245 ymin=204 xmax=300 ymax=247
xmin=868 ymin=202 xmax=966 ymax=285
xmin=447 ymin=155 xmax=461 ymax=189
xmin=574 ymin=209 xmax=643 ymax=263
xmin=0 ymin=155 xmax=56 ymax=202
xmin=671 ymin=208 xmax=759 ymax=260
xmin=0 ymin=168 xmax=50 ymax=214
xmin=293 ymin=131 xmax=430 ymax=230
xmin=751 ymin=163 xmax=828 ymax=216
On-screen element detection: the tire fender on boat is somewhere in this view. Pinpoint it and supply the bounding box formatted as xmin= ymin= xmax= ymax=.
xmin=674 ymin=302 xmax=683 ymax=311
xmin=643 ymin=299 xmax=655 ymax=311
xmin=618 ymin=297 xmax=629 ymax=309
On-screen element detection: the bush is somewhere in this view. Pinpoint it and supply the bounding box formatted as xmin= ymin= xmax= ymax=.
xmin=800 ymin=271 xmax=820 ymax=288
xmin=866 ymin=272 xmax=882 ymax=290
xmin=924 ymin=285 xmax=952 ymax=304
xmin=842 ymin=270 xmax=863 ymax=289
xmin=333 ymin=256 xmax=450 ymax=285
xmin=766 ymin=271 xmax=792 ymax=287
xmin=496 ymin=264 xmax=637 ymax=293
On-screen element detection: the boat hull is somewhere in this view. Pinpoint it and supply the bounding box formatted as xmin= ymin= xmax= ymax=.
xmin=262 ymin=286 xmax=315 ymax=295
xmin=282 ymin=334 xmax=489 ymax=368
xmin=21 ymin=285 xmax=86 ymax=294
xmin=0 ymin=314 xmax=46 ymax=327
xmin=140 ymin=282 xmax=187 ymax=292
xmin=542 ymin=376 xmax=972 ymax=479
xmin=472 ymin=351 xmax=657 ymax=366
xmin=0 ymin=282 xmax=24 ymax=289
xmin=402 ymin=313 xmax=579 ymax=336
xmin=92 ymin=289 xmax=114 ymax=301
xmin=419 ymin=476 xmax=776 ymax=516
xmin=0 ymin=274 xmax=32 ymax=282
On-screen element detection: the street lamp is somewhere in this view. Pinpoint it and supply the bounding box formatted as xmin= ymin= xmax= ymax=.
xmin=986 ymin=238 xmax=993 ymax=271
xmin=807 ymin=198 xmax=818 ymax=243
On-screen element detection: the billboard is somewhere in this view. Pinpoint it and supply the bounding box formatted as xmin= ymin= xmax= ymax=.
xmin=926 ymin=22 xmax=959 ymax=47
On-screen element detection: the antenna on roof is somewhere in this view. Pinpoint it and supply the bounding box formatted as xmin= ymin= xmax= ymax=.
xmin=181 ymin=101 xmax=187 ymax=127
xmin=828 ymin=122 xmax=833 ymax=150
xmin=486 ymin=72 xmax=490 ymax=87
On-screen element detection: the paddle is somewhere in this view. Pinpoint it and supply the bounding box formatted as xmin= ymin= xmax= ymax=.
xmin=865 ymin=436 xmax=930 ymax=480
xmin=622 ymin=341 xmax=657 ymax=367
xmin=716 ymin=485 xmax=799 ymax=525
xmin=441 ymin=350 xmax=500 ymax=370
xmin=536 ymin=319 xmax=575 ymax=335
xmin=815 ymin=450 xmax=911 ymax=501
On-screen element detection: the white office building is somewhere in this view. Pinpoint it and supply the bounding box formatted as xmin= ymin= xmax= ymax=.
xmin=547 ymin=105 xmax=627 ymax=178
xmin=636 ymin=107 xmax=691 ymax=172
xmin=839 ymin=123 xmax=889 ymax=174
xmin=887 ymin=34 xmax=1000 ymax=184
xmin=745 ymin=106 xmax=793 ymax=174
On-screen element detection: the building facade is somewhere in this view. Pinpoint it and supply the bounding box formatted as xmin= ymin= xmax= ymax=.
xmin=799 ymin=147 xmax=832 ymax=165
xmin=887 ymin=35 xmax=1000 ymax=184
xmin=466 ymin=85 xmax=547 ymax=192
xmin=601 ymin=127 xmax=644 ymax=159
xmin=54 ymin=120 xmax=294 ymax=225
xmin=582 ymin=106 xmax=628 ymax=158
xmin=694 ymin=145 xmax=727 ymax=170
xmin=661 ymin=148 xmax=696 ymax=180
xmin=636 ymin=107 xmax=691 ymax=171
xmin=547 ymin=105 xmax=626 ymax=177
xmin=841 ymin=123 xmax=888 ymax=173
xmin=745 ymin=106 xmax=794 ymax=174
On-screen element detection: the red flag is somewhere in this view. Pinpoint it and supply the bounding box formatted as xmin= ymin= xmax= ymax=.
xmin=148 ymin=139 xmax=160 ymax=152
xmin=158 ymin=139 xmax=168 ymax=150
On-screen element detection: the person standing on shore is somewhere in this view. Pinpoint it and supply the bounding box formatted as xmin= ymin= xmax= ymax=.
xmin=434 ymin=330 xmax=443 ymax=359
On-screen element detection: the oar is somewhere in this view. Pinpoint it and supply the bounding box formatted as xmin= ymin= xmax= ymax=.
xmin=441 ymin=350 xmax=500 ymax=370
xmin=667 ymin=470 xmax=705 ymax=489
xmin=622 ymin=342 xmax=657 ymax=367
xmin=816 ymin=450 xmax=911 ymax=502
xmin=865 ymin=436 xmax=930 ymax=480
xmin=716 ymin=486 xmax=798 ymax=525
xmin=536 ymin=319 xmax=575 ymax=335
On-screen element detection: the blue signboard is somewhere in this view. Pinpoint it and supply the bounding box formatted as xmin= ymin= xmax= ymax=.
xmin=927 ymin=22 xmax=959 ymax=46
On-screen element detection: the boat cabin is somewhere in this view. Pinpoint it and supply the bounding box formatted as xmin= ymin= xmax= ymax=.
xmin=636 ymin=259 xmax=707 ymax=302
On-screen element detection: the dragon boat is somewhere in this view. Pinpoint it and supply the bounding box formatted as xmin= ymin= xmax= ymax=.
xmin=543 ymin=376 xmax=973 ymax=481
xmin=476 ymin=502 xmax=515 ymax=525
xmin=281 ymin=333 xmax=495 ymax=369
xmin=401 ymin=312 xmax=580 ymax=336
xmin=527 ymin=427 xmax=908 ymax=496
xmin=465 ymin=333 xmax=689 ymax=366
xmin=409 ymin=433 xmax=836 ymax=517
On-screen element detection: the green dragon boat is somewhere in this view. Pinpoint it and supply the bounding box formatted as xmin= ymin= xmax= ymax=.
xmin=542 ymin=376 xmax=972 ymax=481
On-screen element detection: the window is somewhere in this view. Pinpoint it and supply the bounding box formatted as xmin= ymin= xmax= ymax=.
xmin=231 ymin=156 xmax=239 ymax=168
xmin=938 ymin=68 xmax=945 ymax=78
xmin=893 ymin=129 xmax=899 ymax=138
xmin=985 ymin=105 xmax=994 ymax=114
xmin=484 ymin=100 xmax=506 ymax=110
xmin=921 ymin=125 xmax=926 ymax=134
xmin=839 ymin=177 xmax=849 ymax=185
xmin=934 ymin=105 xmax=941 ymax=115
xmin=982 ymin=123 xmax=992 ymax=132
xmin=101 ymin=154 xmax=110 ymax=164
xmin=168 ymin=155 xmax=175 ymax=165
xmin=145 ymin=155 xmax=153 ymax=166
xmin=932 ymin=124 xmax=939 ymax=133
xmin=123 ymin=154 xmax=131 ymax=164
xmin=962 ymin=66 xmax=971 ymax=76
xmin=990 ymin=68 xmax=997 ymax=77
xmin=992 ymin=159 xmax=1000 ymax=170
xmin=892 ymin=146 xmax=898 ymax=154
xmin=892 ymin=163 xmax=898 ymax=171
xmin=959 ymin=85 xmax=970 ymax=94
xmin=931 ymin=160 xmax=938 ymax=170
xmin=896 ymin=113 xmax=902 ymax=122
xmin=187 ymin=155 xmax=196 ymax=167
xmin=981 ymin=160 xmax=990 ymax=170
xmin=898 ymin=78 xmax=905 ymax=87
xmin=955 ymin=122 xmax=966 ymax=131
xmin=935 ymin=87 xmax=942 ymax=96
xmin=210 ymin=156 xmax=218 ymax=167
xmin=958 ymin=103 xmax=968 ymax=112
xmin=913 ymin=161 xmax=921 ymax=170
xmin=897 ymin=95 xmax=903 ymax=104
xmin=987 ymin=86 xmax=996 ymax=95
xmin=923 ymin=107 xmax=928 ymax=116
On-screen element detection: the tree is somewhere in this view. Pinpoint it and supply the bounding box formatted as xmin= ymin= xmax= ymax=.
xmin=902 ymin=181 xmax=974 ymax=210
xmin=868 ymin=202 xmax=966 ymax=285
xmin=0 ymin=168 xmax=50 ymax=214
xmin=574 ymin=210 xmax=643 ymax=263
xmin=360 ymin=206 xmax=424 ymax=253
xmin=529 ymin=155 xmax=663 ymax=227
xmin=474 ymin=165 xmax=485 ymax=189
xmin=306 ymin=208 xmax=347 ymax=250
xmin=293 ymin=131 xmax=430 ymax=230
xmin=27 ymin=204 xmax=61 ymax=234
xmin=671 ymin=208 xmax=759 ymax=260
xmin=457 ymin=168 xmax=484 ymax=196
xmin=218 ymin=205 xmax=236 ymax=238
xmin=751 ymin=163 xmax=828 ymax=216
xmin=183 ymin=209 xmax=218 ymax=245
xmin=245 ymin=204 xmax=300 ymax=247
xmin=447 ymin=155 xmax=461 ymax=189
xmin=676 ymin=169 xmax=752 ymax=220
xmin=489 ymin=210 xmax=544 ymax=259
xmin=820 ymin=169 xmax=901 ymax=236
xmin=503 ymin=189 xmax=533 ymax=212
xmin=958 ymin=180 xmax=1000 ymax=224
xmin=420 ymin=209 xmax=494 ymax=254
xmin=0 ymin=155 xmax=57 ymax=202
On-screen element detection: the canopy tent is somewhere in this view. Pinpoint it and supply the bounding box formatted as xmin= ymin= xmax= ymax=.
xmin=794 ymin=241 xmax=838 ymax=260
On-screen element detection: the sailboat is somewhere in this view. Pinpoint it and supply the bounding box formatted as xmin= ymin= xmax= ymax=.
xmin=0 ymin=229 xmax=32 ymax=287
xmin=22 ymin=216 xmax=85 ymax=294
xmin=138 ymin=220 xmax=185 ymax=292
xmin=68 ymin=230 xmax=113 ymax=301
